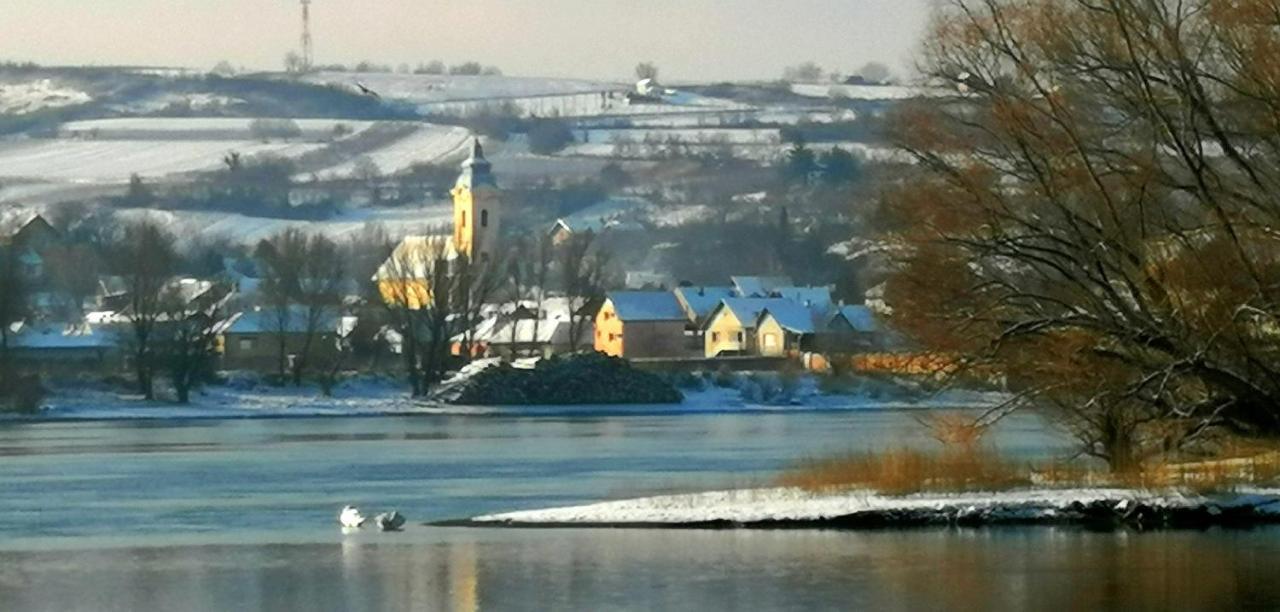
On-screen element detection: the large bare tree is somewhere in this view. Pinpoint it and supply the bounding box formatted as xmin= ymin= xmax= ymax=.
xmin=255 ymin=230 xmax=346 ymax=386
xmin=883 ymin=0 xmax=1280 ymax=469
xmin=111 ymin=222 xmax=178 ymax=401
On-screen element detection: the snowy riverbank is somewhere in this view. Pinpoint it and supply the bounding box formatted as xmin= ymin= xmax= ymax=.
xmin=449 ymin=486 xmax=1280 ymax=529
xmin=9 ymin=370 xmax=1010 ymax=421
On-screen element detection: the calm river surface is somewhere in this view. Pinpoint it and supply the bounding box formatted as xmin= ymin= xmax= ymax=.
xmin=2 ymin=409 xmax=1279 ymax=611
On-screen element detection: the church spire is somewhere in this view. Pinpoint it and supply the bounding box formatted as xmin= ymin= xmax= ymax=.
xmin=456 ymin=137 xmax=495 ymax=188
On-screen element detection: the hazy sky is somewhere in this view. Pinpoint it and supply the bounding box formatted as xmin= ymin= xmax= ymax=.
xmin=0 ymin=0 xmax=933 ymax=81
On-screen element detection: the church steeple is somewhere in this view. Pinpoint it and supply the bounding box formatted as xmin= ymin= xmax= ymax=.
xmin=452 ymin=137 xmax=501 ymax=261
xmin=456 ymin=138 xmax=495 ymax=189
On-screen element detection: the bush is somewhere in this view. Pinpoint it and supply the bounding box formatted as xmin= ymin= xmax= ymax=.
xmin=0 ymin=374 xmax=45 ymax=415
xmin=249 ymin=118 xmax=302 ymax=141
xmin=527 ymin=118 xmax=575 ymax=155
xmin=452 ymin=353 xmax=682 ymax=405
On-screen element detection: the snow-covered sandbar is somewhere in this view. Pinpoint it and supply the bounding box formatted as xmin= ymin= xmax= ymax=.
xmin=446 ymin=487 xmax=1280 ymax=529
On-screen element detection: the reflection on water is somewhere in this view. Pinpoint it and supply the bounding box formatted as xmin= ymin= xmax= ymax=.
xmin=3 ymin=527 xmax=1280 ymax=611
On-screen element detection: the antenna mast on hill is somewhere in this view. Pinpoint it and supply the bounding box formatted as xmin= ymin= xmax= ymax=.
xmin=300 ymin=0 xmax=314 ymax=71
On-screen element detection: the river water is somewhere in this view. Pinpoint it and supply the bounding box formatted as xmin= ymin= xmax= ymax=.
xmin=1 ymin=410 xmax=1278 ymax=611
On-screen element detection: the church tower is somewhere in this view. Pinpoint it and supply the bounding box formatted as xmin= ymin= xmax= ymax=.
xmin=451 ymin=139 xmax=501 ymax=262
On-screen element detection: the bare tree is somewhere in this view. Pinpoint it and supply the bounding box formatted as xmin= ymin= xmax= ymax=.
xmin=0 ymin=219 xmax=28 ymax=392
xmin=376 ymin=236 xmax=454 ymax=394
xmin=254 ymin=230 xmax=346 ymax=386
xmin=159 ymin=285 xmax=230 ymax=404
xmin=452 ymin=253 xmax=505 ymax=362
xmin=111 ymin=222 xmax=178 ymax=400
xmin=635 ymin=62 xmax=659 ymax=82
xmin=883 ymin=0 xmax=1280 ymax=469
xmin=559 ymin=233 xmax=610 ymax=352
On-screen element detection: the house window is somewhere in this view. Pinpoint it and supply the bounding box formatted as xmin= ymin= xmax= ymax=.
xmin=763 ymin=333 xmax=778 ymax=349
xmin=238 ymin=337 xmax=255 ymax=351
xmin=712 ymin=332 xmax=720 ymax=342
xmin=481 ymin=209 xmax=489 ymax=228
xmin=737 ymin=332 xmax=745 ymax=343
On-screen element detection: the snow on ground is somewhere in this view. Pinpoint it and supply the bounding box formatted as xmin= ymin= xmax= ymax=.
xmin=304 ymin=72 xmax=621 ymax=104
xmin=583 ymin=128 xmax=783 ymax=146
xmin=60 ymin=118 xmax=375 ymax=140
xmin=313 ymin=124 xmax=472 ymax=178
xmin=114 ymin=203 xmax=454 ymax=245
xmin=469 ymin=486 xmax=1280 ymax=525
xmin=649 ymin=204 xmax=716 ymax=227
xmin=106 ymin=92 xmax=246 ymax=114
xmin=561 ymin=138 xmax=902 ymax=163
xmin=790 ymin=83 xmax=951 ymax=100
xmin=0 ymin=138 xmax=324 ymax=183
xmin=0 ymin=79 xmax=91 ymax=115
xmin=33 ymin=376 xmax=438 ymax=420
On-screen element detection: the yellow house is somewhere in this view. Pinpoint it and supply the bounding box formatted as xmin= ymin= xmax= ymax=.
xmin=595 ymin=291 xmax=688 ymax=358
xmin=703 ymin=297 xmax=800 ymax=357
xmin=376 ymin=138 xmax=501 ymax=308
xmin=756 ymin=302 xmax=819 ymax=357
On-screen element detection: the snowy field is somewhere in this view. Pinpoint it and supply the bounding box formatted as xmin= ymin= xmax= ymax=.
xmin=0 ymin=79 xmax=91 ymax=114
xmin=561 ymin=138 xmax=902 ymax=163
xmin=113 ymin=203 xmax=454 ymax=245
xmin=466 ymin=486 xmax=1280 ymax=526
xmin=60 ymin=118 xmax=376 ymax=140
xmin=313 ymin=124 xmax=472 ymax=178
xmin=0 ymin=138 xmax=324 ymax=182
xmin=790 ymin=83 xmax=951 ymax=100
xmin=304 ymin=72 xmax=619 ymax=104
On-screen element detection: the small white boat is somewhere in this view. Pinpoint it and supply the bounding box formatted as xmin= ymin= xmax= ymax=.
xmin=339 ymin=505 xmax=367 ymax=528
xmin=374 ymin=511 xmax=406 ymax=531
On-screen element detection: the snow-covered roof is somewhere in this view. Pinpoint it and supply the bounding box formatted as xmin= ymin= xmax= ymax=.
xmin=608 ymin=291 xmax=686 ymax=322
xmin=9 ymin=322 xmax=116 ymax=350
xmin=455 ymin=138 xmax=496 ymax=189
xmin=731 ymin=276 xmax=794 ymax=297
xmin=465 ymin=318 xmax=571 ymax=345
xmin=226 ymin=307 xmax=344 ymax=335
xmin=673 ymin=286 xmax=737 ymax=321
xmin=760 ymin=301 xmax=819 ymax=334
xmin=713 ymin=297 xmax=797 ymax=331
xmin=554 ymin=196 xmax=651 ymax=235
xmin=772 ymin=286 xmax=833 ymax=313
xmin=375 ymin=234 xmax=457 ymax=281
xmin=830 ymin=305 xmax=879 ymax=333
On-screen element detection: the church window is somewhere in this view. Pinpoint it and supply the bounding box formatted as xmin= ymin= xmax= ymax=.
xmin=481 ymin=209 xmax=489 ymax=228
xmin=461 ymin=211 xmax=466 ymax=228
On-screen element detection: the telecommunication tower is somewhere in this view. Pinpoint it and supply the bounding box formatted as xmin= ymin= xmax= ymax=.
xmin=300 ymin=0 xmax=314 ymax=71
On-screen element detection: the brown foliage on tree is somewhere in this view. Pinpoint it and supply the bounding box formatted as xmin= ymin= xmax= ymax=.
xmin=883 ymin=0 xmax=1280 ymax=470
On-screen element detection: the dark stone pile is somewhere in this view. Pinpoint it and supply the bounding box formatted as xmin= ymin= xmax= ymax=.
xmin=450 ymin=353 xmax=683 ymax=406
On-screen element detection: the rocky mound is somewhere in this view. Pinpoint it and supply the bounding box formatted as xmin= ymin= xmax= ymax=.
xmin=446 ymin=353 xmax=682 ymax=406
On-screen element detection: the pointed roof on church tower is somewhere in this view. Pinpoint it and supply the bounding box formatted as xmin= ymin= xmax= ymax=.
xmin=456 ymin=137 xmax=496 ymax=189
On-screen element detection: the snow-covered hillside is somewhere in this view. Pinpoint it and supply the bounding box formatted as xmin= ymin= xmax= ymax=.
xmin=313 ymin=124 xmax=472 ymax=178
xmin=304 ymin=72 xmax=619 ymax=104
xmin=0 ymin=79 xmax=91 ymax=114
xmin=60 ymin=118 xmax=376 ymax=140
xmin=0 ymin=139 xmax=324 ymax=183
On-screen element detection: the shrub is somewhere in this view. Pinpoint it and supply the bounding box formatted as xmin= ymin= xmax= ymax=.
xmin=452 ymin=353 xmax=682 ymax=405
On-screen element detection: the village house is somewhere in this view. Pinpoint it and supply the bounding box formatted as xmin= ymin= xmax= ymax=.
xmin=6 ymin=321 xmax=117 ymax=366
xmin=703 ymin=297 xmax=801 ymax=357
xmin=756 ymin=301 xmax=821 ymax=357
xmin=819 ymin=304 xmax=882 ymax=352
xmin=595 ymin=291 xmax=689 ymax=358
xmin=220 ymin=306 xmax=353 ymax=371
xmin=548 ymin=196 xmax=649 ymax=246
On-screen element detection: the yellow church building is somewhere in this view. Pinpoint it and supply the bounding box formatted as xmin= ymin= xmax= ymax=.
xmin=376 ymin=138 xmax=503 ymax=309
